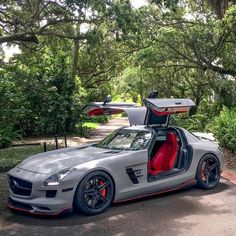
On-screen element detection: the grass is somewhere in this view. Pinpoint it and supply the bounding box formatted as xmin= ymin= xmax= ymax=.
xmin=0 ymin=122 xmax=101 ymax=172
xmin=0 ymin=145 xmax=54 ymax=172
xmin=82 ymin=122 xmax=99 ymax=129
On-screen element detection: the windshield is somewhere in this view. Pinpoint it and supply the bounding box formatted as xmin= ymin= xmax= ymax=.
xmin=96 ymin=129 xmax=152 ymax=151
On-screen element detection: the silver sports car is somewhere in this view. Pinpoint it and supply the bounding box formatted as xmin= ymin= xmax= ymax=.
xmin=7 ymin=97 xmax=224 ymax=216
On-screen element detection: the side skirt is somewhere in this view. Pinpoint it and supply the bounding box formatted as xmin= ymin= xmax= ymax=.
xmin=114 ymin=179 xmax=197 ymax=204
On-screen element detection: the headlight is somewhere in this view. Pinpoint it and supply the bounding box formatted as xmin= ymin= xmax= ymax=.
xmin=43 ymin=168 xmax=71 ymax=186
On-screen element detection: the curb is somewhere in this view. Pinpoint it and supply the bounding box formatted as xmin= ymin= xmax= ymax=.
xmin=222 ymin=171 xmax=236 ymax=184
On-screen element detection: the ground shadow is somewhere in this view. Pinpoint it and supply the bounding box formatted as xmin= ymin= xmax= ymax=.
xmin=0 ymin=179 xmax=235 ymax=236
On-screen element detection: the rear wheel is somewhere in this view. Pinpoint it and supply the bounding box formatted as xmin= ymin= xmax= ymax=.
xmin=196 ymin=154 xmax=220 ymax=190
xmin=74 ymin=171 xmax=114 ymax=215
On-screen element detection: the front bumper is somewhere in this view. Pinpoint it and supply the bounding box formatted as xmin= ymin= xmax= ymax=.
xmin=7 ymin=167 xmax=77 ymax=215
xmin=8 ymin=197 xmax=72 ymax=215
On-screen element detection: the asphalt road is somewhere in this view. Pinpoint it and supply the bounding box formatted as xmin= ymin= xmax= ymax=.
xmin=1 ymin=179 xmax=236 ymax=236
xmin=1 ymin=118 xmax=236 ymax=236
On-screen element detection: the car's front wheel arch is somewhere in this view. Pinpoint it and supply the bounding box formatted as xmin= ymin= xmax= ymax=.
xmin=196 ymin=152 xmax=221 ymax=176
xmin=73 ymin=169 xmax=116 ymax=215
xmin=196 ymin=153 xmax=221 ymax=189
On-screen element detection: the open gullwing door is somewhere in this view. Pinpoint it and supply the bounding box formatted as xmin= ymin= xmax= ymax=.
xmin=83 ymin=98 xmax=195 ymax=126
xmin=143 ymin=98 xmax=195 ymax=126
xmin=83 ymin=102 xmax=146 ymax=126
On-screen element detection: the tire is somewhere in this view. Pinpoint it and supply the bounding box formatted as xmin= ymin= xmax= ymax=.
xmin=74 ymin=171 xmax=114 ymax=215
xmin=196 ymin=154 xmax=221 ymax=190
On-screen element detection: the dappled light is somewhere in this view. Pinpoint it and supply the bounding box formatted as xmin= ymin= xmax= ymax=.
xmin=1 ymin=0 xmax=236 ymax=235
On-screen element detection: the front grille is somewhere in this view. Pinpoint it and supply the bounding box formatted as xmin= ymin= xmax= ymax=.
xmin=8 ymin=175 xmax=32 ymax=196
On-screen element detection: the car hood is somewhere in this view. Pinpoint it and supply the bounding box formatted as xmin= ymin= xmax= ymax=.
xmin=17 ymin=145 xmax=127 ymax=174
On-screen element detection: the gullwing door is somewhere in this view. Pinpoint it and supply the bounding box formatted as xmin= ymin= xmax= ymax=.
xmin=82 ymin=102 xmax=147 ymax=125
xmin=143 ymin=98 xmax=195 ymax=126
xmin=83 ymin=98 xmax=195 ymax=126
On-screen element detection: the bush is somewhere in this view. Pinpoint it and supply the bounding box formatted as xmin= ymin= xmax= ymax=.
xmin=75 ymin=123 xmax=92 ymax=138
xmin=0 ymin=126 xmax=21 ymax=148
xmin=74 ymin=113 xmax=110 ymax=138
xmin=170 ymin=113 xmax=209 ymax=132
xmin=84 ymin=115 xmax=109 ymax=124
xmin=209 ymin=107 xmax=236 ymax=152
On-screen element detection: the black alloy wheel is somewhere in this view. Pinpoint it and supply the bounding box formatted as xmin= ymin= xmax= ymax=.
xmin=196 ymin=154 xmax=220 ymax=190
xmin=74 ymin=171 xmax=114 ymax=215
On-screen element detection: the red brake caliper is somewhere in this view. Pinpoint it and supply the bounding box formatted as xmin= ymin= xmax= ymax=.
xmin=99 ymin=180 xmax=106 ymax=198
xmin=201 ymin=163 xmax=205 ymax=180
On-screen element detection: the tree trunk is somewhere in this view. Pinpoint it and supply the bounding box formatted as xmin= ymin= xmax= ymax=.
xmin=65 ymin=21 xmax=80 ymax=132
xmin=71 ymin=22 xmax=80 ymax=84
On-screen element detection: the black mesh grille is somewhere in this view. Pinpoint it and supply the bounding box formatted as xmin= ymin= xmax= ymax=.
xmin=8 ymin=175 xmax=32 ymax=196
xmin=46 ymin=190 xmax=57 ymax=198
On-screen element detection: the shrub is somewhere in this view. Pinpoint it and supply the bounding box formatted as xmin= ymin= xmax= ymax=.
xmin=209 ymin=107 xmax=236 ymax=152
xmin=170 ymin=113 xmax=209 ymax=132
xmin=84 ymin=115 xmax=109 ymax=124
xmin=74 ymin=113 xmax=110 ymax=138
xmin=0 ymin=126 xmax=21 ymax=148
xmin=75 ymin=123 xmax=92 ymax=138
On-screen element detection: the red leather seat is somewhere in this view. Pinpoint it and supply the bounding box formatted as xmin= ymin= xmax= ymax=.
xmin=148 ymin=132 xmax=178 ymax=175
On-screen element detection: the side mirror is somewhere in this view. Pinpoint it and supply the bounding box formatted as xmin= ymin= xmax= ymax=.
xmin=103 ymin=95 xmax=112 ymax=106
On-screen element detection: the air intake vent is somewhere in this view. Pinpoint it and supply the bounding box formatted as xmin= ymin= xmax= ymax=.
xmin=8 ymin=175 xmax=32 ymax=196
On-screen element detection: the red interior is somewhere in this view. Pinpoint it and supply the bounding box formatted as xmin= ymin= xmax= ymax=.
xmin=148 ymin=132 xmax=178 ymax=175
xmin=151 ymin=108 xmax=189 ymax=116
xmin=88 ymin=107 xmax=105 ymax=116
xmin=151 ymin=109 xmax=173 ymax=116
xmin=88 ymin=107 xmax=124 ymax=116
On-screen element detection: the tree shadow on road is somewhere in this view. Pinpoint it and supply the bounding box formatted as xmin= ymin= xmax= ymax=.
xmin=1 ymin=179 xmax=235 ymax=236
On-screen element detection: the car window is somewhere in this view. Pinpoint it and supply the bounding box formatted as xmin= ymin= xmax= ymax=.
xmin=96 ymin=129 xmax=152 ymax=151
xmin=154 ymin=129 xmax=180 ymax=142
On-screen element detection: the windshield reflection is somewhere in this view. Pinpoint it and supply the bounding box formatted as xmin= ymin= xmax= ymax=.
xmin=96 ymin=129 xmax=152 ymax=151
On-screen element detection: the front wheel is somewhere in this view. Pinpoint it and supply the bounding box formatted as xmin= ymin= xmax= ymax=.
xmin=196 ymin=154 xmax=221 ymax=190
xmin=74 ymin=171 xmax=114 ymax=215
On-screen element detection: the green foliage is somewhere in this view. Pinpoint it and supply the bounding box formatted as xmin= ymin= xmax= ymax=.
xmin=75 ymin=114 xmax=109 ymax=138
xmin=1 ymin=0 xmax=236 ymax=149
xmin=213 ymin=79 xmax=236 ymax=109
xmin=149 ymin=0 xmax=179 ymax=10
xmin=75 ymin=124 xmax=92 ymax=138
xmin=4 ymin=39 xmax=82 ymax=136
xmin=0 ymin=127 xmax=21 ymax=149
xmin=0 ymin=145 xmax=53 ymax=172
xmin=170 ymin=113 xmax=210 ymax=132
xmin=83 ymin=122 xmax=99 ymax=129
xmin=0 ymin=68 xmax=25 ymax=147
xmin=113 ymin=67 xmax=143 ymax=103
xmin=85 ymin=115 xmax=109 ymax=124
xmin=209 ymin=107 xmax=236 ymax=152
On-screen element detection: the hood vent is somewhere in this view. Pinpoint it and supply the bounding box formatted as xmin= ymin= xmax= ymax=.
xmin=103 ymin=150 xmax=122 ymax=154
xmin=77 ymin=146 xmax=88 ymax=150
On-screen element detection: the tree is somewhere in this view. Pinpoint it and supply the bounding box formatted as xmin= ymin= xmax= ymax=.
xmin=131 ymin=3 xmax=236 ymax=77
xmin=0 ymin=0 xmax=107 ymax=44
xmin=207 ymin=0 xmax=236 ymax=18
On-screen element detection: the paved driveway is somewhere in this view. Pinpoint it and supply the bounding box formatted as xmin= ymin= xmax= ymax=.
xmin=1 ymin=179 xmax=236 ymax=236
xmin=1 ymin=118 xmax=236 ymax=236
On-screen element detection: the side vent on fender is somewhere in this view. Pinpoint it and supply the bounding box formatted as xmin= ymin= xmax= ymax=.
xmin=126 ymin=168 xmax=139 ymax=184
